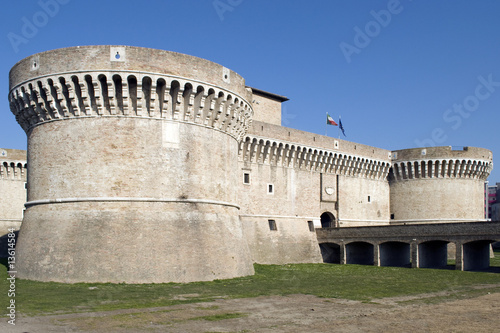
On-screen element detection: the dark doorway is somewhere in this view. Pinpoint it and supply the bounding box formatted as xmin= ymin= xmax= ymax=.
xmin=320 ymin=243 xmax=341 ymax=263
xmin=320 ymin=212 xmax=336 ymax=228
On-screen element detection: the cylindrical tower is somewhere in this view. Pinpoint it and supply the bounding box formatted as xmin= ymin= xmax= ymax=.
xmin=9 ymin=46 xmax=255 ymax=283
xmin=389 ymin=146 xmax=493 ymax=224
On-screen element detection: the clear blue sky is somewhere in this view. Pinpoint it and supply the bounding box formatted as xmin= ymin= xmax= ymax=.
xmin=1 ymin=0 xmax=499 ymax=181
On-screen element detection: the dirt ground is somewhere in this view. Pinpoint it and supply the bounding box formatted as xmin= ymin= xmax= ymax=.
xmin=2 ymin=292 xmax=500 ymax=333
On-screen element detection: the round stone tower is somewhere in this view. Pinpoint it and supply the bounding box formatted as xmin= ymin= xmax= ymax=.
xmin=9 ymin=45 xmax=255 ymax=283
xmin=389 ymin=146 xmax=493 ymax=224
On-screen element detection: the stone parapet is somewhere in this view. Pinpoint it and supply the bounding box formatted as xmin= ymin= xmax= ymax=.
xmin=239 ymin=134 xmax=391 ymax=180
xmin=390 ymin=146 xmax=492 ymax=181
xmin=9 ymin=70 xmax=252 ymax=142
xmin=0 ymin=148 xmax=27 ymax=181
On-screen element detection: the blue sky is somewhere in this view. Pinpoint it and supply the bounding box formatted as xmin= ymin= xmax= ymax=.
xmin=1 ymin=0 xmax=499 ymax=181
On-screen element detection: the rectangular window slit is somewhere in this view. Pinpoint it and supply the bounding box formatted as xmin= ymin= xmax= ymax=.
xmin=268 ymin=219 xmax=277 ymax=231
xmin=308 ymin=221 xmax=314 ymax=232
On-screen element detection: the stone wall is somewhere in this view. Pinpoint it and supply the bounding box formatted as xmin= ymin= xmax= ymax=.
xmin=0 ymin=148 xmax=26 ymax=257
xmin=249 ymin=88 xmax=287 ymax=126
xmin=0 ymin=148 xmax=26 ymax=230
xmin=237 ymin=118 xmax=392 ymax=263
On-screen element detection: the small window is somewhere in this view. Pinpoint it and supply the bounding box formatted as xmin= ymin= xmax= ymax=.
xmin=267 ymin=184 xmax=274 ymax=194
xmin=367 ymin=196 xmax=371 ymax=203
xmin=243 ymin=173 xmax=250 ymax=184
xmin=391 ymin=214 xmax=395 ymax=220
xmin=268 ymin=220 xmax=277 ymax=231
xmin=308 ymin=221 xmax=315 ymax=232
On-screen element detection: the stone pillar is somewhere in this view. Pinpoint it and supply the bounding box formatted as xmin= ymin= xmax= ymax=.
xmin=411 ymin=240 xmax=419 ymax=268
xmin=455 ymin=242 xmax=464 ymax=271
xmin=340 ymin=241 xmax=346 ymax=265
xmin=374 ymin=242 xmax=381 ymax=266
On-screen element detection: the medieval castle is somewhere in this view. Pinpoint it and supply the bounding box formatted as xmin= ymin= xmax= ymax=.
xmin=0 ymin=46 xmax=493 ymax=283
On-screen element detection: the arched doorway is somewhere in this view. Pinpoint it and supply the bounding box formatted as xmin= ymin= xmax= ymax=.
xmin=320 ymin=212 xmax=336 ymax=228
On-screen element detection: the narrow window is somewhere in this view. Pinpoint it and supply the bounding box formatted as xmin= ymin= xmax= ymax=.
xmin=268 ymin=184 xmax=274 ymax=194
xmin=268 ymin=219 xmax=277 ymax=231
xmin=367 ymin=196 xmax=371 ymax=203
xmin=391 ymin=214 xmax=395 ymax=220
xmin=243 ymin=173 xmax=250 ymax=184
xmin=308 ymin=221 xmax=315 ymax=232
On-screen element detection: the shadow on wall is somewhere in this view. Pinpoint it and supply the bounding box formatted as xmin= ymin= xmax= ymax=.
xmin=0 ymin=231 xmax=18 ymax=258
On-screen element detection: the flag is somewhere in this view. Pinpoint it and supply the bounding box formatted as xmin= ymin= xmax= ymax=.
xmin=326 ymin=113 xmax=338 ymax=126
xmin=339 ymin=117 xmax=346 ymax=137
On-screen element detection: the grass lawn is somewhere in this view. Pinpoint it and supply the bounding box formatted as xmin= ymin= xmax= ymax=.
xmin=2 ymin=251 xmax=500 ymax=316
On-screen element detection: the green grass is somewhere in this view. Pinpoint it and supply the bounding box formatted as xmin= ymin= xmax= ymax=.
xmin=2 ymin=252 xmax=500 ymax=316
xmin=490 ymin=248 xmax=500 ymax=266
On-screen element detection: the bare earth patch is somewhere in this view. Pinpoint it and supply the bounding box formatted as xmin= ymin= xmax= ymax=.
xmin=3 ymin=292 xmax=500 ymax=333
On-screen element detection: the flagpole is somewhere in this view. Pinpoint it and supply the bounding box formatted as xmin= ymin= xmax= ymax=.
xmin=338 ymin=115 xmax=341 ymax=139
xmin=325 ymin=112 xmax=328 ymax=136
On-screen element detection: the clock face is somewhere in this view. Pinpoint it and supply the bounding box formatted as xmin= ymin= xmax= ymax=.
xmin=0 ymin=150 xmax=6 ymax=157
xmin=325 ymin=187 xmax=334 ymax=195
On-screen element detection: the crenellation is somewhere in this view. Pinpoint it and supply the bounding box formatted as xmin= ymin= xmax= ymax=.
xmin=10 ymin=72 xmax=254 ymax=142
xmin=390 ymin=158 xmax=492 ymax=181
xmin=238 ymin=134 xmax=391 ymax=180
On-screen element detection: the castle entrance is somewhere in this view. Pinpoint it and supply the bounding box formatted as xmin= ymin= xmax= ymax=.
xmin=320 ymin=212 xmax=336 ymax=228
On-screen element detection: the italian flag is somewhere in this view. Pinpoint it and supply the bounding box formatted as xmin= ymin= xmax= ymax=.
xmin=326 ymin=113 xmax=338 ymax=126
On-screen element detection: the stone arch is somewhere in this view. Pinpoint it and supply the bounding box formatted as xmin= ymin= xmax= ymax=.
xmin=345 ymin=241 xmax=374 ymax=265
xmin=320 ymin=211 xmax=336 ymax=228
xmin=126 ymin=75 xmax=138 ymax=114
xmin=319 ymin=242 xmax=341 ymax=264
xmin=420 ymin=161 xmax=426 ymax=178
xmin=95 ymin=74 xmax=109 ymax=115
xmin=379 ymin=241 xmax=411 ymax=267
xmin=432 ymin=159 xmax=438 ymax=177
xmin=418 ymin=240 xmax=449 ymax=268
xmin=463 ymin=240 xmax=494 ymax=271
xmin=401 ymin=162 xmax=407 ymax=179
xmin=413 ymin=161 xmax=420 ymax=178
xmin=156 ymin=78 xmax=168 ymax=118
xmin=387 ymin=167 xmax=396 ymax=182
xmin=141 ymin=76 xmax=154 ymax=116
xmin=111 ymin=74 xmax=124 ymax=114
xmin=406 ymin=161 xmax=413 ymax=179
xmin=441 ymin=159 xmax=447 ymax=177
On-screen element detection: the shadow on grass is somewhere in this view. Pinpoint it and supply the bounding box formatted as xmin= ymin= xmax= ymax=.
xmin=0 ymin=258 xmax=8 ymax=271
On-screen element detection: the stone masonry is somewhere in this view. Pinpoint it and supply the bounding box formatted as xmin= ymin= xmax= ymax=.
xmin=4 ymin=45 xmax=493 ymax=283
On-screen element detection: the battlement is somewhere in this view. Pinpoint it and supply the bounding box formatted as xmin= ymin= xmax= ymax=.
xmin=239 ymin=132 xmax=391 ymax=180
xmin=0 ymin=148 xmax=27 ymax=181
xmin=390 ymin=146 xmax=493 ymax=181
xmin=9 ymin=46 xmax=254 ymax=141
xmin=392 ymin=146 xmax=492 ymax=161
xmin=10 ymin=46 xmax=250 ymax=97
